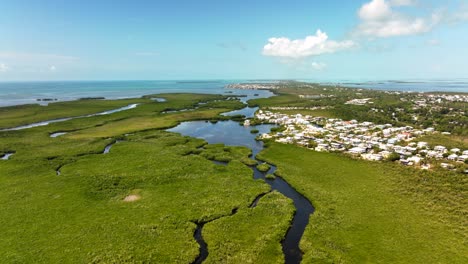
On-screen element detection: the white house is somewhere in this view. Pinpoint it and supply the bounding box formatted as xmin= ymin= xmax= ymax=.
xmin=349 ymin=147 xmax=367 ymax=155
xmin=458 ymin=155 xmax=468 ymax=162
xmin=408 ymin=156 xmax=422 ymax=164
xmin=450 ymin=148 xmax=461 ymax=153
xmin=417 ymin=142 xmax=429 ymax=148
xmin=448 ymin=154 xmax=459 ymax=161
xmin=362 ymin=153 xmax=383 ymax=161
xmin=434 ymin=146 xmax=447 ymax=153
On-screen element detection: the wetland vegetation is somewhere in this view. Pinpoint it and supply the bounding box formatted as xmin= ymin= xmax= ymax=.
xmin=258 ymin=142 xmax=467 ymax=263
xmin=0 ymin=93 xmax=289 ymax=263
xmin=1 ymin=87 xmax=466 ymax=263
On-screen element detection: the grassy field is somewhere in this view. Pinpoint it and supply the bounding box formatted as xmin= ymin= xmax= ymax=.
xmin=257 ymin=143 xmax=467 ymax=263
xmin=417 ymin=133 xmax=468 ymax=150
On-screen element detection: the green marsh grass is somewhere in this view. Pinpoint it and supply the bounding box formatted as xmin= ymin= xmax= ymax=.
xmin=257 ymin=143 xmax=467 ymax=263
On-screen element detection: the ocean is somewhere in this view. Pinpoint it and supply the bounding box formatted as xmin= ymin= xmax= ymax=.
xmin=0 ymin=80 xmax=272 ymax=107
xmin=0 ymin=79 xmax=467 ymax=107
xmin=301 ymin=79 xmax=468 ymax=93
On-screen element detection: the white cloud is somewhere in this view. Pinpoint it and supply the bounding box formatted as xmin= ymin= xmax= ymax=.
xmin=389 ymin=0 xmax=417 ymax=6
xmin=353 ymin=0 xmax=439 ymax=38
xmin=359 ymin=0 xmax=392 ymax=21
xmin=262 ymin=30 xmax=355 ymax=59
xmin=0 ymin=63 xmax=9 ymax=72
xmin=311 ymin=62 xmax=327 ymax=71
xmin=49 ymin=65 xmax=57 ymax=72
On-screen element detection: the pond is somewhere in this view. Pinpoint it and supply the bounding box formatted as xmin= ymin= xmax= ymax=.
xmin=167 ymin=120 xmax=274 ymax=156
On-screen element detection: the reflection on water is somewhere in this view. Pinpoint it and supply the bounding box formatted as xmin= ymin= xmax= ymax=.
xmin=167 ymin=120 xmax=275 ymax=156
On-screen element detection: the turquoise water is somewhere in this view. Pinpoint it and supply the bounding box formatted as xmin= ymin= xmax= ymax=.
xmin=300 ymin=79 xmax=468 ymax=93
xmin=0 ymin=80 xmax=274 ymax=107
xmin=0 ymin=79 xmax=467 ymax=107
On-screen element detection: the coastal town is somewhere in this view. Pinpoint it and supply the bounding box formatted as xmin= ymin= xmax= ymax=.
xmin=255 ymin=110 xmax=468 ymax=174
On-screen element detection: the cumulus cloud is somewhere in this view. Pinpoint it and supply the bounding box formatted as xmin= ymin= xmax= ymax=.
xmin=0 ymin=63 xmax=9 ymax=72
xmin=262 ymin=30 xmax=355 ymax=59
xmin=359 ymin=0 xmax=392 ymax=21
xmin=353 ymin=0 xmax=439 ymax=38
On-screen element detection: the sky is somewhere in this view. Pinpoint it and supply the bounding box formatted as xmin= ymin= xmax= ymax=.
xmin=0 ymin=0 xmax=468 ymax=81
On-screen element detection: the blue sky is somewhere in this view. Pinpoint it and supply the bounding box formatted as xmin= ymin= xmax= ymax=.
xmin=0 ymin=0 xmax=467 ymax=81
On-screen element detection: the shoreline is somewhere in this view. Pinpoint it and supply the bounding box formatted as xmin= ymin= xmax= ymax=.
xmin=1 ymin=80 xmax=467 ymax=108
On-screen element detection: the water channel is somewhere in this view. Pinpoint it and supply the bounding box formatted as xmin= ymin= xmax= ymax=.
xmin=167 ymin=110 xmax=314 ymax=264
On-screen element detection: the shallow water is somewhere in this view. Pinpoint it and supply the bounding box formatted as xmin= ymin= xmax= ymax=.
xmin=0 ymin=81 xmax=275 ymax=107
xmin=2 ymin=79 xmax=466 ymax=107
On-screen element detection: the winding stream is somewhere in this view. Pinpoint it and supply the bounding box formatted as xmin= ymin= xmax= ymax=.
xmin=55 ymin=139 xmax=122 ymax=176
xmin=103 ymin=141 xmax=116 ymax=154
xmin=168 ymin=115 xmax=314 ymax=264
xmin=103 ymin=140 xmax=123 ymax=154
